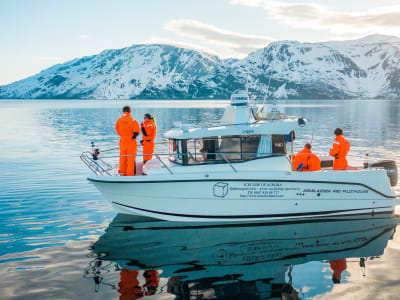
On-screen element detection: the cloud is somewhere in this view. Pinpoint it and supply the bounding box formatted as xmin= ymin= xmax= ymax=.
xmin=164 ymin=19 xmax=274 ymax=56
xmin=79 ymin=34 xmax=89 ymax=39
xmin=231 ymin=0 xmax=400 ymax=35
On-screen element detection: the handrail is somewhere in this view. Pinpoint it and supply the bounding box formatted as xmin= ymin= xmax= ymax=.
xmin=155 ymin=154 xmax=173 ymax=175
xmin=217 ymin=153 xmax=237 ymax=173
xmin=97 ymin=152 xmax=284 ymax=158
xmin=81 ymin=145 xmax=388 ymax=177
xmin=81 ymin=147 xmax=285 ymax=176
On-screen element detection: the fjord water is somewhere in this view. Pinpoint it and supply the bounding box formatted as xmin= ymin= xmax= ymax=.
xmin=0 ymin=99 xmax=399 ymax=299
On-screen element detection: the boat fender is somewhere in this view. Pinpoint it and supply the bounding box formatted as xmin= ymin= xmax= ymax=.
xmin=369 ymin=160 xmax=398 ymax=187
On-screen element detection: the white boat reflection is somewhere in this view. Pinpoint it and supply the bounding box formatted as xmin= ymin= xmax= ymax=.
xmin=89 ymin=214 xmax=397 ymax=299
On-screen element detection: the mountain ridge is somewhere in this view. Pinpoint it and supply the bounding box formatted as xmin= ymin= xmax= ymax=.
xmin=1 ymin=34 xmax=400 ymax=99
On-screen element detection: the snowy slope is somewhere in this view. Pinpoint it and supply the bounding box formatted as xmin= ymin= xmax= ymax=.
xmin=1 ymin=35 xmax=400 ymax=99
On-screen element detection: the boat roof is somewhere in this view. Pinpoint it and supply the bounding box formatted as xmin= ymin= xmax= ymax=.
xmin=164 ymin=118 xmax=301 ymax=140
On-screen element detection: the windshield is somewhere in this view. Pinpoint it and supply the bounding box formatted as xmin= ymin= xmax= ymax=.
xmin=169 ymin=135 xmax=287 ymax=165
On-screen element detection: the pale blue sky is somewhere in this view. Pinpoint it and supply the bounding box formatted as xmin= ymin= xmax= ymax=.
xmin=1 ymin=0 xmax=400 ymax=85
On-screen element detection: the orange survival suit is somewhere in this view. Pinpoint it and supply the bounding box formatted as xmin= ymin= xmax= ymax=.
xmin=329 ymin=135 xmax=350 ymax=170
xmin=118 ymin=269 xmax=160 ymax=300
xmin=116 ymin=112 xmax=140 ymax=176
xmin=329 ymin=259 xmax=347 ymax=283
xmin=293 ymin=146 xmax=321 ymax=171
xmin=141 ymin=119 xmax=156 ymax=163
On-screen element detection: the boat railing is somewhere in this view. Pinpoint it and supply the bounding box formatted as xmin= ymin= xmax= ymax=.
xmin=81 ymin=146 xmax=392 ymax=178
xmin=80 ymin=150 xmax=176 ymax=176
xmin=80 ymin=143 xmax=283 ymax=176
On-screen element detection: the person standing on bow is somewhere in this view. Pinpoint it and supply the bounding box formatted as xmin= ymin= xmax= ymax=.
xmin=115 ymin=106 xmax=140 ymax=176
xmin=329 ymin=259 xmax=347 ymax=284
xmin=329 ymin=128 xmax=350 ymax=170
xmin=140 ymin=113 xmax=157 ymax=163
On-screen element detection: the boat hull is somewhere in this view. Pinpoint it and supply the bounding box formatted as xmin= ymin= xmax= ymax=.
xmin=88 ymin=171 xmax=397 ymax=222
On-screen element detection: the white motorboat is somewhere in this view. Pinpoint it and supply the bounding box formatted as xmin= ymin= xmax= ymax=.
xmin=82 ymin=93 xmax=399 ymax=222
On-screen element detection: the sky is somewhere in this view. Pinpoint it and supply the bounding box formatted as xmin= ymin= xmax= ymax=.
xmin=1 ymin=0 xmax=400 ymax=85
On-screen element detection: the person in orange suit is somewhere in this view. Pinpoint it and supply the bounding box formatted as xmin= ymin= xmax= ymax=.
xmin=118 ymin=269 xmax=159 ymax=300
xmin=140 ymin=113 xmax=157 ymax=163
xmin=118 ymin=269 xmax=144 ymax=300
xmin=329 ymin=128 xmax=350 ymax=170
xmin=143 ymin=270 xmax=160 ymax=295
xmin=116 ymin=106 xmax=140 ymax=176
xmin=293 ymin=143 xmax=321 ymax=171
xmin=329 ymin=259 xmax=347 ymax=284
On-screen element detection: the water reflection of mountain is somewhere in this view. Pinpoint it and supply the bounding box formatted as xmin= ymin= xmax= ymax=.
xmin=89 ymin=214 xmax=397 ymax=299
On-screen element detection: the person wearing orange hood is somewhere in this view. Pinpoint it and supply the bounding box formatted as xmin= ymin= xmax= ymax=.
xmin=143 ymin=270 xmax=160 ymax=296
xmin=115 ymin=106 xmax=140 ymax=176
xmin=140 ymin=113 xmax=157 ymax=163
xmin=118 ymin=269 xmax=144 ymax=300
xmin=118 ymin=268 xmax=159 ymax=300
xmin=329 ymin=259 xmax=347 ymax=284
xmin=329 ymin=128 xmax=350 ymax=170
xmin=293 ymin=143 xmax=321 ymax=171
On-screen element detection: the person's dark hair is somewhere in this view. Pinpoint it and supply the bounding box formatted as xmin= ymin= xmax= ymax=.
xmin=334 ymin=128 xmax=343 ymax=136
xmin=123 ymin=106 xmax=131 ymax=113
xmin=305 ymin=143 xmax=312 ymax=149
xmin=144 ymin=113 xmax=156 ymax=129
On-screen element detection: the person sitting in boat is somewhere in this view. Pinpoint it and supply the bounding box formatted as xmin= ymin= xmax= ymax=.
xmin=116 ymin=106 xmax=140 ymax=176
xmin=140 ymin=113 xmax=157 ymax=163
xmin=199 ymin=147 xmax=208 ymax=161
xmin=329 ymin=128 xmax=350 ymax=170
xmin=293 ymin=143 xmax=321 ymax=171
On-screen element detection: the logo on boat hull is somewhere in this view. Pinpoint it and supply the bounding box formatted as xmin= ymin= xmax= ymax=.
xmin=213 ymin=182 xmax=229 ymax=198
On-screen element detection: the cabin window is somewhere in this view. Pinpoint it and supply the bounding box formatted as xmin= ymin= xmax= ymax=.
xmin=219 ymin=136 xmax=241 ymax=160
xmin=272 ymin=135 xmax=286 ymax=154
xmin=169 ymin=139 xmax=186 ymax=164
xmin=169 ymin=134 xmax=287 ymax=165
xmin=257 ymin=135 xmax=273 ymax=157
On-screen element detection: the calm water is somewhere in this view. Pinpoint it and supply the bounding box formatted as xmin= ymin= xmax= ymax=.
xmin=0 ymin=99 xmax=400 ymax=299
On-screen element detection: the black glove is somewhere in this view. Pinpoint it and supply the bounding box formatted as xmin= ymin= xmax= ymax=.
xmin=132 ymin=132 xmax=139 ymax=139
xmin=140 ymin=140 xmax=143 ymax=145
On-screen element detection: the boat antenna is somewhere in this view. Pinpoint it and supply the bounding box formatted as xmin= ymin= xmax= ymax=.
xmin=262 ymin=76 xmax=272 ymax=106
xmin=244 ymin=72 xmax=249 ymax=95
xmin=310 ymin=120 xmax=316 ymax=145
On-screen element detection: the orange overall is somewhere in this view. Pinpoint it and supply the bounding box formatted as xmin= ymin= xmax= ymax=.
xmin=118 ymin=269 xmax=144 ymax=300
xmin=293 ymin=147 xmax=321 ymax=171
xmin=329 ymin=135 xmax=350 ymax=170
xmin=118 ymin=269 xmax=159 ymax=300
xmin=141 ymin=120 xmax=156 ymax=163
xmin=116 ymin=112 xmax=140 ymax=176
xmin=329 ymin=259 xmax=347 ymax=282
xmin=143 ymin=270 xmax=160 ymax=295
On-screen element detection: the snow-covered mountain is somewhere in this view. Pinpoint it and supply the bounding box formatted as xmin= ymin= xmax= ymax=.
xmin=1 ymin=34 xmax=400 ymax=99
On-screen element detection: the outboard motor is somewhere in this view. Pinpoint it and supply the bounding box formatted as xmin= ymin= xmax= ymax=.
xmin=368 ymin=160 xmax=398 ymax=187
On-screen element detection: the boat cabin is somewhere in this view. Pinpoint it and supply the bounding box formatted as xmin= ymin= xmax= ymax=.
xmin=168 ymin=134 xmax=289 ymax=165
xmin=164 ymin=119 xmax=300 ymax=166
xmin=164 ymin=92 xmax=304 ymax=167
